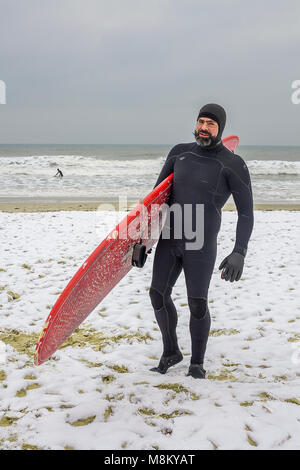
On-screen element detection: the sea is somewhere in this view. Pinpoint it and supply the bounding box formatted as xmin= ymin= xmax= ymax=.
xmin=0 ymin=144 xmax=300 ymax=204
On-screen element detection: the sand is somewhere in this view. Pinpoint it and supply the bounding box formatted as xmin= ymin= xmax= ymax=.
xmin=1 ymin=201 xmax=300 ymax=213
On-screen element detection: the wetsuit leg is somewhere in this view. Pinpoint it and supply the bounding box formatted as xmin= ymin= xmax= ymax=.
xmin=182 ymin=246 xmax=216 ymax=365
xmin=188 ymin=297 xmax=211 ymax=365
xmin=150 ymin=237 xmax=183 ymax=357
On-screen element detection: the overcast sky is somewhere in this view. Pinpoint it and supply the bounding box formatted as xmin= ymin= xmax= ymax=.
xmin=0 ymin=0 xmax=299 ymax=145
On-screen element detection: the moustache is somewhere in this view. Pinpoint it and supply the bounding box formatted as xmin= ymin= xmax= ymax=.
xmin=193 ymin=130 xmax=212 ymax=138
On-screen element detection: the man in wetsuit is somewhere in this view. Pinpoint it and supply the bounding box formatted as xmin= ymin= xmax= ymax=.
xmin=149 ymin=103 xmax=254 ymax=379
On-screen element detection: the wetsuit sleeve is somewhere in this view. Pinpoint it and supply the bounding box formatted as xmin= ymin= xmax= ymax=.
xmin=226 ymin=157 xmax=254 ymax=257
xmin=153 ymin=145 xmax=179 ymax=188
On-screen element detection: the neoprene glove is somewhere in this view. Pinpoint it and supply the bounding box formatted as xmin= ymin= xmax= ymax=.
xmin=219 ymin=252 xmax=244 ymax=282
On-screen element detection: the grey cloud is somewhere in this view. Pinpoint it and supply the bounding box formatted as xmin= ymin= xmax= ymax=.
xmin=0 ymin=0 xmax=299 ymax=144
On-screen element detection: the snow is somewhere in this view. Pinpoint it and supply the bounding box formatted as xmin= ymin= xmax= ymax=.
xmin=0 ymin=209 xmax=299 ymax=450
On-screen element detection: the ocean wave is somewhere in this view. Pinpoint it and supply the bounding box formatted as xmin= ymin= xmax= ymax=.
xmin=247 ymin=160 xmax=300 ymax=175
xmin=1 ymin=155 xmax=300 ymax=177
xmin=0 ymin=155 xmax=160 ymax=176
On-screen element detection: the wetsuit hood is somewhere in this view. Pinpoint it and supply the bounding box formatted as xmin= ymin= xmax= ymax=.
xmin=197 ymin=103 xmax=226 ymax=140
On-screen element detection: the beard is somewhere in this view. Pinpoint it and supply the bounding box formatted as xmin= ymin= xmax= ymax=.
xmin=193 ymin=129 xmax=219 ymax=147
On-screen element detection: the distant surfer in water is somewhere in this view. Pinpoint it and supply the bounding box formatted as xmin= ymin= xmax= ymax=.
xmin=149 ymin=103 xmax=254 ymax=378
xmin=54 ymin=168 xmax=63 ymax=178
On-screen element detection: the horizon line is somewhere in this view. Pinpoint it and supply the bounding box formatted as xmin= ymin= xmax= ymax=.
xmin=0 ymin=143 xmax=300 ymax=147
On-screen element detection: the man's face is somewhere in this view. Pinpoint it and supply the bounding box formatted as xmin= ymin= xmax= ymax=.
xmin=195 ymin=117 xmax=219 ymax=140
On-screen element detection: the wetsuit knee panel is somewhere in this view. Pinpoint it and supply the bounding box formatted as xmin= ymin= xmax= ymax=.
xmin=150 ymin=286 xmax=173 ymax=310
xmin=149 ymin=287 xmax=164 ymax=310
xmin=188 ymin=297 xmax=208 ymax=320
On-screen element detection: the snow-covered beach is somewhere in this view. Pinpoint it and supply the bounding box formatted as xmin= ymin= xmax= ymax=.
xmin=0 ymin=209 xmax=299 ymax=450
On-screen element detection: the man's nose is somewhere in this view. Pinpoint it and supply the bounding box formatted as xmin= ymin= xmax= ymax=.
xmin=197 ymin=122 xmax=208 ymax=131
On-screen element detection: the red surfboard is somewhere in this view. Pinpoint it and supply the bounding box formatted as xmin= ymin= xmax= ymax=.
xmin=34 ymin=136 xmax=239 ymax=366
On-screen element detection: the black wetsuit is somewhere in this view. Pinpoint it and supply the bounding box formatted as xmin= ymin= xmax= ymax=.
xmin=149 ymin=141 xmax=254 ymax=365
